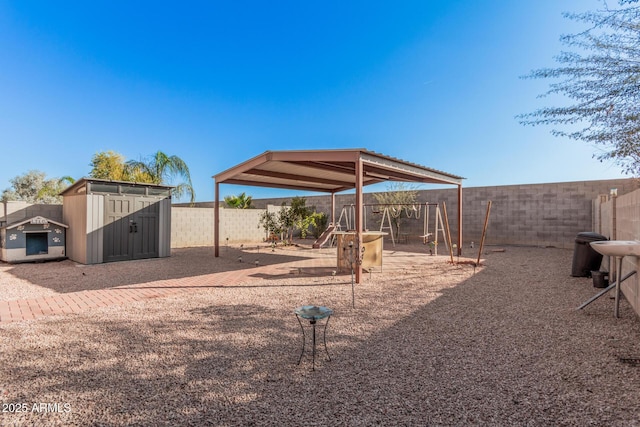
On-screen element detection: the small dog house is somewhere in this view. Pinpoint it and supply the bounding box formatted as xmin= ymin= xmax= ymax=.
xmin=0 ymin=216 xmax=68 ymax=263
xmin=61 ymin=178 xmax=172 ymax=264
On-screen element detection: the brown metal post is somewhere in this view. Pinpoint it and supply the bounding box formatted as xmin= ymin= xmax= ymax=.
xmin=457 ymin=184 xmax=463 ymax=256
xmin=612 ymin=192 xmax=617 ymax=240
xmin=476 ymin=200 xmax=492 ymax=266
xmin=355 ymin=157 xmax=363 ymax=283
xmin=214 ymin=182 xmax=220 ymax=257
xmin=331 ymin=192 xmax=336 ymax=226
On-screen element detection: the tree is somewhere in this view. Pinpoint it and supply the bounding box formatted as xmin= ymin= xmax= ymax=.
xmin=258 ymin=211 xmax=281 ymax=241
xmin=36 ymin=176 xmax=75 ymax=202
xmin=311 ymin=212 xmax=329 ymax=239
xmin=372 ymin=182 xmax=418 ymax=240
xmin=89 ymin=151 xmax=130 ymax=181
xmin=518 ymin=0 xmax=640 ymax=175
xmin=1 ymin=170 xmax=73 ymax=204
xmin=89 ymin=150 xmax=196 ymax=203
xmin=224 ymin=192 xmax=253 ymax=208
xmin=126 ymin=151 xmax=195 ymax=203
xmin=262 ymin=197 xmax=321 ymax=243
xmin=278 ymin=204 xmax=296 ymax=243
xmin=288 ymin=197 xmax=321 ymax=240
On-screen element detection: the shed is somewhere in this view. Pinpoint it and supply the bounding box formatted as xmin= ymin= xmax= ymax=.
xmin=61 ymin=178 xmax=172 ymax=264
xmin=0 ymin=216 xmax=68 ymax=263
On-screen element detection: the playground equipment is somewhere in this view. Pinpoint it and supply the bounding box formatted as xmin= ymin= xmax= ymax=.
xmin=418 ymin=203 xmax=448 ymax=255
xmin=312 ymin=224 xmax=336 ymax=249
xmin=335 ymin=205 xmax=355 ymax=231
xmin=330 ymin=203 xmax=449 ymax=253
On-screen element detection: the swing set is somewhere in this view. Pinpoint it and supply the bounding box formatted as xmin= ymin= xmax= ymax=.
xmin=335 ymin=202 xmax=449 ymax=254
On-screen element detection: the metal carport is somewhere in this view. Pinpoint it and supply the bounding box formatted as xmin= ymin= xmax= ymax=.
xmin=213 ymin=148 xmax=464 ymax=283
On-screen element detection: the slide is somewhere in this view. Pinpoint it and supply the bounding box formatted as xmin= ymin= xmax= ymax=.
xmin=312 ymin=225 xmax=336 ymax=249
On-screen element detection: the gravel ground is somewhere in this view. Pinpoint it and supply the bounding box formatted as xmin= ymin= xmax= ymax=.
xmin=1 ymin=244 xmax=640 ymax=426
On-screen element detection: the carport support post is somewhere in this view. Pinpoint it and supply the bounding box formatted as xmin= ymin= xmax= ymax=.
xmin=215 ymin=181 xmax=220 ymax=257
xmin=331 ymin=192 xmax=336 ymax=227
xmin=355 ymin=157 xmax=363 ymax=284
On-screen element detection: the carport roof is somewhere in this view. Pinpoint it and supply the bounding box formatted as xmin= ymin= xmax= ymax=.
xmin=213 ymin=148 xmax=464 ymax=193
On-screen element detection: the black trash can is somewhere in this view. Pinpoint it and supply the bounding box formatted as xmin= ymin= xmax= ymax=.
xmin=571 ymin=232 xmax=608 ymax=277
xmin=591 ymin=270 xmax=609 ymax=288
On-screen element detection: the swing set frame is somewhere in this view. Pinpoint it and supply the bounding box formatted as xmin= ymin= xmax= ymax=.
xmin=336 ymin=202 xmax=449 ymax=254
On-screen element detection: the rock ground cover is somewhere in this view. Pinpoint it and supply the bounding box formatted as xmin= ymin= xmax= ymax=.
xmin=1 ymin=244 xmax=639 ymax=426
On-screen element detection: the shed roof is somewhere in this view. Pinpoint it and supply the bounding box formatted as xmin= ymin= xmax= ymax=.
xmin=213 ymin=148 xmax=463 ymax=193
xmin=60 ymin=178 xmax=173 ymax=196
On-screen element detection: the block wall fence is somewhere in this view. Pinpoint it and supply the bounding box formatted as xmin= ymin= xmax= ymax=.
xmin=3 ymin=178 xmax=639 ymax=252
xmin=171 ymin=207 xmax=267 ymax=247
xmin=246 ymin=178 xmax=639 ymax=250
xmin=594 ymin=187 xmax=640 ymax=317
xmin=173 ymin=178 xmax=638 ymax=248
xmin=6 ymin=179 xmax=640 ymax=317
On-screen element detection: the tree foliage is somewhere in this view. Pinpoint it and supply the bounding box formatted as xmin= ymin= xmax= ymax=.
xmin=224 ymin=192 xmax=253 ymax=208
xmin=372 ymin=182 xmax=418 ymax=239
xmin=89 ymin=150 xmax=196 ymax=203
xmin=311 ymin=212 xmax=329 ymax=239
xmin=287 ymin=197 xmax=320 ymax=240
xmin=278 ymin=204 xmax=296 ymax=243
xmin=518 ymin=0 xmax=640 ymax=175
xmin=258 ymin=197 xmax=322 ymax=243
xmin=258 ymin=211 xmax=281 ymax=241
xmin=89 ymin=151 xmax=130 ymax=181
xmin=126 ymin=151 xmax=196 ymax=203
xmin=1 ymin=170 xmax=74 ymax=204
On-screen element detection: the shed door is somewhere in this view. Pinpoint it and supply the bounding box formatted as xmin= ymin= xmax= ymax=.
xmin=132 ymin=198 xmax=159 ymax=260
xmin=104 ymin=196 xmax=160 ymax=262
xmin=104 ymin=197 xmax=134 ymax=262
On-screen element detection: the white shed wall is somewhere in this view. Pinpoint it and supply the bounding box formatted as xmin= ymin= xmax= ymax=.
xmin=63 ymin=194 xmax=89 ymax=264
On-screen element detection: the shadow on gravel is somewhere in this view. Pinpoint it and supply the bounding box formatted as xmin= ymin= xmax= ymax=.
xmin=2 ymin=247 xmax=640 ymax=425
xmin=0 ymin=304 xmax=301 ymax=425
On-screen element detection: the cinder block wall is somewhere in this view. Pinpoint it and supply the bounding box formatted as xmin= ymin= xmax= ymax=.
xmin=462 ymin=180 xmax=635 ymax=248
xmin=594 ymin=188 xmax=640 ymax=318
xmin=218 ymin=208 xmax=266 ymax=243
xmin=6 ymin=178 xmax=636 ymax=250
xmin=170 ymin=207 xmax=267 ymax=247
xmin=171 ymin=207 xmax=214 ymax=247
xmin=252 ymin=178 xmax=639 ymax=250
xmin=616 ymin=189 xmax=640 ymax=317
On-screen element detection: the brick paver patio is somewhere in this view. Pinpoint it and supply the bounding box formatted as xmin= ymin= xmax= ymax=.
xmin=0 ymin=253 xmax=341 ymax=323
xmin=0 ymin=246 xmax=438 ymax=323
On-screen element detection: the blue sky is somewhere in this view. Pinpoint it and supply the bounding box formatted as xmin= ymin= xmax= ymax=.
xmin=0 ymin=1 xmax=624 ymax=202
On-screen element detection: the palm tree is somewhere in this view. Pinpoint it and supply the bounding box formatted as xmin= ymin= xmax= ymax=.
xmin=224 ymin=192 xmax=253 ymax=209
xmin=127 ymin=151 xmax=196 ymax=203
